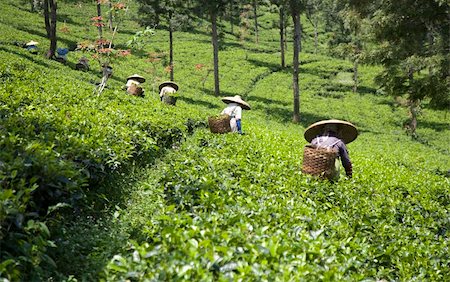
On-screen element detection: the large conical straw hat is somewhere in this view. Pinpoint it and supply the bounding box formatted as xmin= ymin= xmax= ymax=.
xmin=159 ymin=81 xmax=178 ymax=91
xmin=304 ymin=119 xmax=358 ymax=144
xmin=221 ymin=95 xmax=251 ymax=110
xmin=127 ymin=74 xmax=146 ymax=83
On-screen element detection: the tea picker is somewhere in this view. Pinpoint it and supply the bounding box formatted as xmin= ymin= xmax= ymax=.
xmin=159 ymin=81 xmax=178 ymax=105
xmin=95 ymin=64 xmax=113 ymax=95
xmin=75 ymin=57 xmax=90 ymax=71
xmin=124 ymin=74 xmax=146 ymax=97
xmin=55 ymin=47 xmax=69 ymax=63
xmin=302 ymin=119 xmax=358 ymax=181
xmin=25 ymin=40 xmax=39 ymax=54
xmin=220 ymin=95 xmax=251 ymax=135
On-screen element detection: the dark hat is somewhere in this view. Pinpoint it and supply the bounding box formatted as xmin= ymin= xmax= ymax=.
xmin=221 ymin=95 xmax=251 ymax=110
xmin=304 ymin=119 xmax=358 ymax=144
xmin=159 ymin=81 xmax=178 ymax=91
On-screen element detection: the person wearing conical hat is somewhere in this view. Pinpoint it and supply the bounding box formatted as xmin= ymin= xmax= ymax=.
xmin=56 ymin=47 xmax=69 ymax=63
xmin=125 ymin=74 xmax=146 ymax=97
xmin=159 ymin=81 xmax=178 ymax=101
xmin=304 ymin=119 xmax=358 ymax=179
xmin=26 ymin=40 xmax=39 ymax=54
xmin=220 ymin=95 xmax=251 ymax=135
xmin=75 ymin=57 xmax=90 ymax=71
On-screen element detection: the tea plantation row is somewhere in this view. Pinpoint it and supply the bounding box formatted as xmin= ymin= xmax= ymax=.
xmin=0 ymin=50 xmax=205 ymax=279
xmin=102 ymin=125 xmax=449 ymax=281
xmin=1 ymin=0 xmax=449 ymax=280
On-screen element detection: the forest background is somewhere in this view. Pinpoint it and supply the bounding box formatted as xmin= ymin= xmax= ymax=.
xmin=0 ymin=0 xmax=449 ymax=280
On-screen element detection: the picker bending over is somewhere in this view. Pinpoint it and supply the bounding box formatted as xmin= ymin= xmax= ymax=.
xmin=159 ymin=81 xmax=178 ymax=101
xmin=304 ymin=119 xmax=358 ymax=179
xmin=221 ymin=95 xmax=251 ymax=135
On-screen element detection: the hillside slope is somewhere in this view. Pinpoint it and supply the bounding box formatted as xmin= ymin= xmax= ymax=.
xmin=0 ymin=0 xmax=449 ymax=280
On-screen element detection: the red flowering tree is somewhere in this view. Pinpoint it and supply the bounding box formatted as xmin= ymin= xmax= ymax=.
xmin=77 ymin=1 xmax=132 ymax=94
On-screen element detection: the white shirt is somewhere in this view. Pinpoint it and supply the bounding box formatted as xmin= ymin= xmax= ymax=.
xmin=221 ymin=103 xmax=242 ymax=120
xmin=159 ymin=86 xmax=177 ymax=97
xmin=221 ymin=103 xmax=242 ymax=133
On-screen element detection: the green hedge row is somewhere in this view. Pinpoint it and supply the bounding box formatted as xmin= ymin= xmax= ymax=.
xmin=103 ymin=128 xmax=449 ymax=281
xmin=0 ymin=57 xmax=202 ymax=280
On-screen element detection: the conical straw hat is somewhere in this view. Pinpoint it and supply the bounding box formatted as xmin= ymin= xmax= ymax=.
xmin=221 ymin=95 xmax=251 ymax=110
xmin=26 ymin=40 xmax=39 ymax=46
xmin=304 ymin=119 xmax=358 ymax=144
xmin=127 ymin=74 xmax=146 ymax=83
xmin=159 ymin=81 xmax=178 ymax=91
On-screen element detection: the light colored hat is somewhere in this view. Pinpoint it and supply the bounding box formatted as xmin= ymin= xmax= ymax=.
xmin=304 ymin=119 xmax=358 ymax=144
xmin=26 ymin=40 xmax=39 ymax=46
xmin=159 ymin=81 xmax=178 ymax=91
xmin=127 ymin=74 xmax=146 ymax=83
xmin=221 ymin=95 xmax=251 ymax=110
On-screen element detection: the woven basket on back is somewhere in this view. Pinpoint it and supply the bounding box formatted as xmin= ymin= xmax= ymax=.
xmin=208 ymin=115 xmax=231 ymax=134
xmin=301 ymin=145 xmax=338 ymax=179
xmin=127 ymin=84 xmax=144 ymax=97
xmin=162 ymin=95 xmax=177 ymax=105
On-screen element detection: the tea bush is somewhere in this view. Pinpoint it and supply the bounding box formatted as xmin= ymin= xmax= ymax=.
xmin=103 ymin=126 xmax=449 ymax=281
xmin=0 ymin=0 xmax=448 ymax=280
xmin=0 ymin=50 xmax=203 ymax=279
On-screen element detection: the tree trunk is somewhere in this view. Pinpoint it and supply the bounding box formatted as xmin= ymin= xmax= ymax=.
xmin=284 ymin=23 xmax=288 ymax=51
xmin=169 ymin=20 xmax=174 ymax=81
xmin=49 ymin=0 xmax=57 ymax=58
xmin=97 ymin=1 xmax=103 ymax=40
xmin=43 ymin=0 xmax=50 ymax=37
xmin=230 ymin=1 xmax=234 ymax=35
xmin=211 ymin=11 xmax=220 ymax=96
xmin=408 ymin=99 xmax=419 ymax=138
xmin=314 ymin=18 xmax=318 ymax=54
xmin=290 ymin=2 xmax=301 ymax=123
xmin=43 ymin=0 xmax=57 ymax=58
xmin=279 ymin=6 xmax=285 ymax=68
xmin=253 ymin=0 xmax=259 ymax=44
xmin=407 ymin=68 xmax=418 ymax=137
xmin=353 ymin=58 xmax=358 ymax=93
xmin=108 ymin=0 xmax=113 ymax=31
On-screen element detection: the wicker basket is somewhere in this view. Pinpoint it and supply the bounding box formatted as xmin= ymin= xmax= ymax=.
xmin=301 ymin=145 xmax=338 ymax=179
xmin=127 ymin=84 xmax=144 ymax=97
xmin=208 ymin=115 xmax=231 ymax=134
xmin=162 ymin=94 xmax=177 ymax=105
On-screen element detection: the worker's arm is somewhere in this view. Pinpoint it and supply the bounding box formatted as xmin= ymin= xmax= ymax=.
xmin=338 ymin=145 xmax=352 ymax=177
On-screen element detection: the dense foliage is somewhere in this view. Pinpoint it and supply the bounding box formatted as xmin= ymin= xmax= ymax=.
xmin=0 ymin=0 xmax=448 ymax=280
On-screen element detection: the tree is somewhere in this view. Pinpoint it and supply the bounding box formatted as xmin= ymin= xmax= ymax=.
xmin=304 ymin=0 xmax=322 ymax=54
xmin=270 ymin=0 xmax=288 ymax=68
xmin=351 ymin=0 xmax=450 ymax=136
xmin=252 ymin=0 xmax=259 ymax=44
xmin=137 ymin=0 xmax=191 ymax=81
xmin=194 ymin=0 xmax=228 ymax=96
xmin=335 ymin=8 xmax=367 ymax=93
xmin=108 ymin=0 xmax=114 ymax=30
xmin=227 ymin=0 xmax=239 ymax=35
xmin=76 ymin=1 xmax=132 ymax=95
xmin=96 ymin=0 xmax=105 ymax=40
xmin=43 ymin=0 xmax=57 ymax=58
xmin=289 ymin=0 xmax=303 ymax=123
